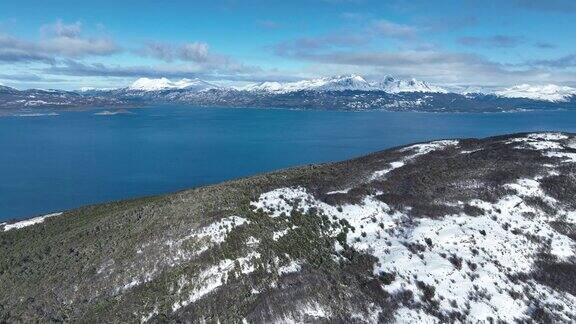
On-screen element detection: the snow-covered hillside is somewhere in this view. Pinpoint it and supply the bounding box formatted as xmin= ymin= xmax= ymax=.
xmin=252 ymin=134 xmax=576 ymax=322
xmin=496 ymin=84 xmax=576 ymax=102
xmin=2 ymin=132 xmax=575 ymax=323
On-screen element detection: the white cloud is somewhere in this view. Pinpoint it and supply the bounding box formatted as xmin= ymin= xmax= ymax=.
xmin=41 ymin=20 xmax=82 ymax=38
xmin=0 ymin=20 xmax=120 ymax=62
xmin=179 ymin=42 xmax=209 ymax=62
xmin=370 ymin=19 xmax=417 ymax=38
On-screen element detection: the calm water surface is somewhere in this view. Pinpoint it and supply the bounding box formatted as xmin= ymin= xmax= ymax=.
xmin=2 ymin=106 xmax=576 ymax=221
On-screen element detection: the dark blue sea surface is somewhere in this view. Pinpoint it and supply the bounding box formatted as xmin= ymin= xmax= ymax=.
xmin=2 ymin=106 xmax=576 ymax=221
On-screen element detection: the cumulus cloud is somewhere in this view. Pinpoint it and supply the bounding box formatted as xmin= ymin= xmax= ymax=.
xmin=0 ymin=20 xmax=119 ymax=63
xmin=180 ymin=42 xmax=209 ymax=62
xmin=515 ymin=0 xmax=576 ymax=11
xmin=269 ymin=17 xmax=576 ymax=85
xmin=0 ymin=73 xmax=44 ymax=82
xmin=534 ymin=42 xmax=557 ymax=49
xmin=370 ymin=19 xmax=417 ymax=38
xmin=41 ymin=37 xmax=118 ymax=57
xmin=138 ymin=42 xmax=175 ymax=61
xmin=0 ymin=36 xmax=55 ymax=63
xmin=256 ymin=20 xmax=282 ymax=30
xmin=43 ymin=59 xmax=297 ymax=83
xmin=273 ymin=46 xmax=576 ymax=86
xmin=458 ymin=35 xmax=524 ymax=48
xmin=41 ymin=20 xmax=83 ymax=38
xmin=138 ymin=41 xmax=220 ymax=64
xmin=417 ymin=15 xmax=478 ymax=32
xmin=318 ymin=0 xmax=364 ymax=3
xmin=274 ymin=33 xmax=369 ymax=56
xmin=274 ymin=18 xmax=418 ymax=57
xmin=528 ymin=54 xmax=576 ymax=68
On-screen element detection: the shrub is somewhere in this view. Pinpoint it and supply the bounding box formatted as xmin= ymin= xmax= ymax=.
xmin=448 ymin=254 xmax=463 ymax=270
xmin=378 ymin=271 xmax=396 ymax=285
xmin=416 ymin=280 xmax=436 ymax=301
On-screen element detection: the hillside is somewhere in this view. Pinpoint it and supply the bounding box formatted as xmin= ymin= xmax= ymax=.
xmin=1 ymin=132 xmax=575 ymax=323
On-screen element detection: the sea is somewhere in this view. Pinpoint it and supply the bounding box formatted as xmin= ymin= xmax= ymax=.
xmin=2 ymin=105 xmax=576 ymax=221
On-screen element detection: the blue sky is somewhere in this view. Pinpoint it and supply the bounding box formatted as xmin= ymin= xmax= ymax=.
xmin=0 ymin=0 xmax=575 ymax=89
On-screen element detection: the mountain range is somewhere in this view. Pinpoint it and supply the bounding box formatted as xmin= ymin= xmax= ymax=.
xmin=1 ymin=132 xmax=575 ymax=322
xmin=234 ymin=75 xmax=447 ymax=94
xmin=1 ymin=75 xmax=575 ymax=113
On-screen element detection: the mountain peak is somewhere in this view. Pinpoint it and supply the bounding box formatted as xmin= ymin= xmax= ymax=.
xmin=376 ymin=76 xmax=446 ymax=93
xmin=315 ymin=74 xmax=371 ymax=91
xmin=129 ymin=77 xmax=219 ymax=92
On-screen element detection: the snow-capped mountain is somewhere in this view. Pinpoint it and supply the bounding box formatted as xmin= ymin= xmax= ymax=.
xmin=121 ymin=77 xmax=576 ymax=101
xmin=2 ymin=74 xmax=576 ymax=112
xmin=236 ymin=81 xmax=285 ymax=92
xmin=238 ymin=75 xmax=373 ymax=93
xmin=374 ymin=76 xmax=447 ymax=93
xmin=442 ymin=85 xmax=499 ymax=95
xmin=0 ymin=85 xmax=18 ymax=92
xmin=238 ymin=75 xmax=446 ymax=94
xmin=496 ymin=84 xmax=576 ymax=102
xmin=314 ymin=74 xmax=374 ymax=91
xmin=128 ymin=77 xmax=219 ymax=92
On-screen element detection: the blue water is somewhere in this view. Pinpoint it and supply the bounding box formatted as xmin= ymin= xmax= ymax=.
xmin=2 ymin=105 xmax=576 ymax=221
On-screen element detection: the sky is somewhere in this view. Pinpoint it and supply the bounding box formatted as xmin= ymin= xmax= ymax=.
xmin=0 ymin=0 xmax=575 ymax=90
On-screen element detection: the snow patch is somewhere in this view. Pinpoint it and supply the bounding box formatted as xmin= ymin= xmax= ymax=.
xmin=251 ymin=187 xmax=310 ymax=218
xmin=326 ymin=188 xmax=351 ymax=195
xmin=278 ymin=260 xmax=302 ymax=275
xmin=371 ymin=161 xmax=405 ymax=180
xmin=252 ymin=178 xmax=576 ymax=322
xmin=272 ymin=228 xmax=290 ymax=241
xmin=527 ymin=133 xmax=568 ymax=141
xmin=372 ymin=140 xmax=458 ymax=180
xmin=172 ymin=251 xmax=260 ymax=312
xmin=544 ymin=151 xmax=576 ymax=163
xmin=3 ymin=212 xmax=62 ymax=231
xmin=394 ymin=308 xmax=439 ymax=324
xmin=400 ymin=140 xmax=459 ymax=156
xmin=194 ymin=216 xmax=249 ymax=244
xmin=506 ymin=133 xmax=569 ymax=151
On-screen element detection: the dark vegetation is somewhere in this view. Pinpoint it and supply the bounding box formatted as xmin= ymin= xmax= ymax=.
xmin=1 ymin=132 xmax=575 ymax=322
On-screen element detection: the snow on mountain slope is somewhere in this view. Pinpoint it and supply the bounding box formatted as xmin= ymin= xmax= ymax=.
xmin=238 ymin=75 xmax=372 ymax=93
xmin=239 ymin=75 xmax=445 ymax=94
xmin=2 ymin=132 xmax=576 ymax=323
xmin=0 ymin=84 xmax=18 ymax=92
xmin=2 ymin=212 xmax=62 ymax=231
xmin=375 ymin=76 xmax=447 ymax=93
xmin=315 ymin=74 xmax=374 ymax=91
xmin=236 ymin=81 xmax=285 ymax=92
xmin=129 ymin=77 xmax=219 ymax=92
xmin=496 ymin=84 xmax=576 ymax=102
xmin=250 ymin=133 xmax=576 ymax=323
